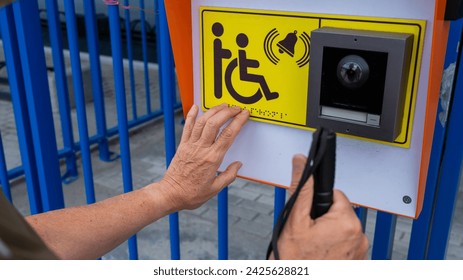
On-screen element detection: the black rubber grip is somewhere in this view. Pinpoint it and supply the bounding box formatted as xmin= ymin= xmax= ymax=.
xmin=310 ymin=130 xmax=336 ymax=219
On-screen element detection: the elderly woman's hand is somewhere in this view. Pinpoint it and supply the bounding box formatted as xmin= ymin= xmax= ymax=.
xmin=160 ymin=104 xmax=249 ymax=211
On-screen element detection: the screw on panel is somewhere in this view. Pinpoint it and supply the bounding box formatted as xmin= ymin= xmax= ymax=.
xmin=403 ymin=196 xmax=412 ymax=204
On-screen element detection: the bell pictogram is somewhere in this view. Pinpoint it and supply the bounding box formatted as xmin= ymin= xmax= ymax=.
xmin=277 ymin=31 xmax=298 ymax=57
xmin=264 ymin=28 xmax=310 ymax=67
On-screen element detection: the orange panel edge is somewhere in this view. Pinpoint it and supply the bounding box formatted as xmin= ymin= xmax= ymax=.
xmin=416 ymin=0 xmax=450 ymax=218
xmin=165 ymin=0 xmax=194 ymax=117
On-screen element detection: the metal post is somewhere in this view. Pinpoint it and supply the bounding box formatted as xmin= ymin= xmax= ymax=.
xmin=12 ymin=0 xmax=64 ymax=211
xmin=83 ymin=0 xmax=114 ymax=162
xmin=426 ymin=19 xmax=463 ymax=259
xmin=409 ymin=19 xmax=463 ymax=260
xmin=107 ymin=4 xmax=139 ymax=260
xmin=355 ymin=207 xmax=368 ymax=232
xmin=45 ymin=0 xmax=78 ymax=184
xmin=371 ymin=212 xmax=397 ymax=259
xmin=0 ymin=5 xmax=42 ymax=213
xmin=63 ymin=0 xmax=96 ymax=205
xmin=218 ymin=187 xmax=228 ymax=259
xmin=273 ymin=187 xmax=286 ymax=225
xmin=157 ymin=0 xmax=180 ymax=260
xmin=123 ymin=0 xmax=138 ymax=120
xmin=139 ymin=0 xmax=152 ymax=114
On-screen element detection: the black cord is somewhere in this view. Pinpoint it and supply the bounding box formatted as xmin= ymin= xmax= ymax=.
xmin=266 ymin=128 xmax=332 ymax=260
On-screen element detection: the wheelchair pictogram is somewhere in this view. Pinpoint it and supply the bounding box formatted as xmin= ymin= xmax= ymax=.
xmin=213 ymin=23 xmax=279 ymax=105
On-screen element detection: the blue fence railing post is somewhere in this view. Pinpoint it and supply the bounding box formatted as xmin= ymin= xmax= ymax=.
xmin=83 ymin=0 xmax=115 ymax=163
xmin=139 ymin=0 xmax=152 ymax=114
xmin=63 ymin=0 xmax=96 ymax=205
xmin=273 ymin=187 xmax=286 ymax=225
xmin=107 ymin=3 xmax=139 ymax=260
xmin=408 ymin=19 xmax=463 ymax=260
xmin=0 ymin=5 xmax=43 ymax=212
xmin=218 ymin=187 xmax=228 ymax=260
xmin=45 ymin=0 xmax=78 ymax=184
xmin=123 ymin=0 xmax=138 ymax=120
xmin=372 ymin=212 xmax=397 ymax=260
xmin=426 ymin=19 xmax=463 ymax=259
xmin=12 ymin=0 xmax=64 ymax=211
xmin=157 ymin=0 xmax=180 ymax=260
xmin=355 ymin=207 xmax=368 ymax=232
xmin=0 ymin=131 xmax=12 ymax=202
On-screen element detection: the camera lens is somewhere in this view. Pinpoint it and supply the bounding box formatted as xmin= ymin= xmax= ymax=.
xmin=336 ymin=55 xmax=370 ymax=89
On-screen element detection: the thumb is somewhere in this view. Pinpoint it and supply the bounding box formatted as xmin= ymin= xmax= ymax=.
xmin=289 ymin=154 xmax=307 ymax=194
xmin=213 ymin=161 xmax=242 ymax=191
xmin=287 ymin=155 xmax=314 ymax=224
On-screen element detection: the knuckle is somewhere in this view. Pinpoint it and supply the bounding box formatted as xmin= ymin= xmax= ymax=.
xmin=207 ymin=153 xmax=222 ymax=165
xmin=182 ymin=124 xmax=193 ymax=135
xmin=204 ymin=157 xmax=215 ymax=165
xmin=342 ymin=217 xmax=363 ymax=236
xmin=196 ymin=117 xmax=207 ymax=127
xmin=220 ymin=127 xmax=234 ymax=139
xmin=206 ymin=118 xmax=218 ymax=128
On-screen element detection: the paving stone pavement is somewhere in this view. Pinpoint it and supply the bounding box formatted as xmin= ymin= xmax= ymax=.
xmin=0 ymin=54 xmax=462 ymax=259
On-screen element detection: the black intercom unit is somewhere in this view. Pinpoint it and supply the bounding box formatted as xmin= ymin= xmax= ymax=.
xmin=307 ymin=27 xmax=414 ymax=142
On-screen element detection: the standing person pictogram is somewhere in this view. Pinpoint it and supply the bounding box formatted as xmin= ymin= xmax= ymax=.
xmin=212 ymin=22 xmax=232 ymax=99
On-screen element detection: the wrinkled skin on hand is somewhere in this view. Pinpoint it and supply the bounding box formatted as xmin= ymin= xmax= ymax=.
xmin=160 ymin=104 xmax=249 ymax=211
xmin=272 ymin=155 xmax=369 ymax=260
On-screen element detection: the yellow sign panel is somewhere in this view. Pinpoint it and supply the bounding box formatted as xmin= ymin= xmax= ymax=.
xmin=200 ymin=7 xmax=425 ymax=147
xmin=201 ymin=8 xmax=317 ymax=128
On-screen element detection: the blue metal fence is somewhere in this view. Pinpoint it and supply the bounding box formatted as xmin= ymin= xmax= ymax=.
xmin=421 ymin=19 xmax=463 ymax=259
xmin=10 ymin=1 xmax=64 ymax=212
xmin=1 ymin=0 xmax=177 ymax=184
xmin=0 ymin=0 xmax=461 ymax=260
xmin=155 ymin=0 xmax=181 ymax=260
xmin=0 ymin=4 xmax=43 ymax=213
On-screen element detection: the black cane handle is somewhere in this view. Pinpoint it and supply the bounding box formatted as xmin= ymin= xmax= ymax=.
xmin=310 ymin=130 xmax=336 ymax=219
xmin=267 ymin=127 xmax=337 ymax=260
